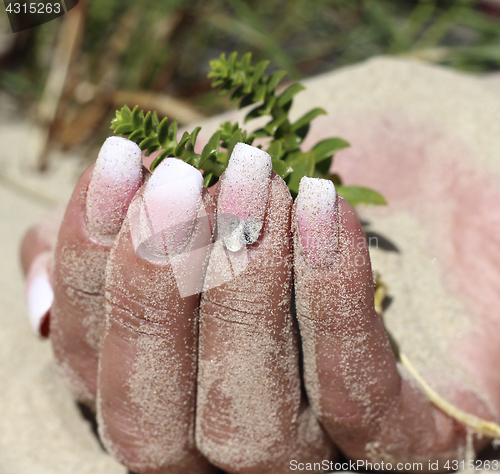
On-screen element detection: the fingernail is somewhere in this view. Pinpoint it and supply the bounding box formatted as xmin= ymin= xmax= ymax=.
xmin=217 ymin=142 xmax=272 ymax=252
xmin=86 ymin=137 xmax=143 ymax=237
xmin=25 ymin=252 xmax=53 ymax=337
xmin=130 ymin=158 xmax=204 ymax=259
xmin=296 ymin=177 xmax=337 ymax=266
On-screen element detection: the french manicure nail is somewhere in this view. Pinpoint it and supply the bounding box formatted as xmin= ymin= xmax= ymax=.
xmin=131 ymin=158 xmax=204 ymax=260
xmin=86 ymin=137 xmax=143 ymax=237
xmin=217 ymin=142 xmax=272 ymax=252
xmin=296 ymin=177 xmax=337 ymax=266
xmin=25 ymin=252 xmax=53 ymax=337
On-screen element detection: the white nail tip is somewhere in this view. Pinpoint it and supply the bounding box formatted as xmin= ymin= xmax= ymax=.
xmin=225 ymin=142 xmax=272 ymax=183
xmin=26 ymin=275 xmax=53 ymax=335
xmin=298 ymin=177 xmax=336 ymax=212
xmin=146 ymin=158 xmax=203 ymax=191
xmin=94 ymin=136 xmax=142 ymax=181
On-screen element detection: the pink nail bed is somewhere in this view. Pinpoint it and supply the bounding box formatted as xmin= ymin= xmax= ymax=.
xmin=296 ymin=177 xmax=337 ymax=266
xmin=217 ymin=142 xmax=272 ymax=252
xmin=130 ymin=158 xmax=205 ymax=260
xmin=86 ymin=137 xmax=143 ymax=237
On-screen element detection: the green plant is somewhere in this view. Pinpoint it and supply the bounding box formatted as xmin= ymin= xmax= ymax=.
xmin=111 ymin=52 xmax=386 ymax=206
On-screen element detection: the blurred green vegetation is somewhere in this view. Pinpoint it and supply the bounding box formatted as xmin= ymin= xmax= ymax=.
xmin=0 ymin=0 xmax=499 ymax=155
xmin=2 ymin=0 xmax=500 ymax=100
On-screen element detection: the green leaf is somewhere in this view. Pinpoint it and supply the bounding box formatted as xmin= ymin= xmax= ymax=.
xmin=243 ymin=133 xmax=255 ymax=145
xmin=242 ymin=75 xmax=253 ymax=94
xmin=245 ymin=103 xmax=266 ymax=122
xmin=187 ymin=126 xmax=201 ymax=152
xmin=219 ymin=121 xmax=238 ymax=142
xmin=314 ymin=157 xmax=332 ymax=177
xmin=168 ymin=119 xmax=178 ymax=141
xmin=336 ymin=186 xmax=387 ymax=207
xmin=203 ymin=172 xmax=213 ymax=188
xmin=121 ymin=105 xmax=132 ymax=121
xmin=144 ymin=145 xmax=160 ymax=156
xmin=131 ymin=106 xmax=141 ymax=129
xmin=239 ymin=92 xmax=256 ymax=109
xmin=272 ymin=158 xmax=293 ymax=179
xmin=327 ymin=173 xmax=343 ymax=187
xmin=150 ymin=150 xmax=169 ymax=172
xmin=200 ymin=131 xmax=220 ymax=167
xmin=226 ymin=129 xmax=243 ymax=158
xmin=231 ymin=85 xmax=245 ymax=103
xmin=295 ymin=123 xmax=310 ymax=141
xmin=283 ymin=133 xmax=301 ymax=151
xmin=129 ymin=129 xmax=145 ymax=142
xmin=290 ymin=108 xmax=327 ymax=133
xmin=113 ymin=123 xmax=135 ymax=135
xmin=252 ymin=128 xmax=270 ymax=138
xmin=277 ymin=83 xmax=305 ymax=107
xmin=157 ymin=118 xmax=169 ymax=147
xmin=264 ymin=113 xmax=288 ymax=136
xmin=267 ymin=71 xmax=287 ymax=93
xmin=144 ymin=111 xmax=153 ymax=137
xmin=211 ymin=78 xmax=225 ymax=88
xmin=260 ymin=95 xmax=276 ymax=116
xmin=252 ymin=60 xmax=270 ymax=84
xmin=240 ymin=52 xmax=252 ymax=72
xmin=139 ymin=136 xmax=159 ymax=151
xmin=228 ymin=51 xmax=238 ymax=75
xmin=266 ymin=140 xmax=283 ymax=160
xmin=286 ymin=151 xmax=315 ymax=194
xmin=312 ymin=138 xmax=350 ymax=163
xmin=216 ymin=151 xmax=229 ymax=165
xmin=175 ymin=131 xmax=191 ymax=156
xmin=152 ymin=111 xmax=160 ymax=129
xmin=252 ymin=83 xmax=267 ymax=104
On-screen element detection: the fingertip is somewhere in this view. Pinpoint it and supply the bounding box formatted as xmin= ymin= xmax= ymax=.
xmin=25 ymin=251 xmax=53 ymax=337
xmin=217 ymin=143 xmax=272 ymax=252
xmin=86 ymin=137 xmax=143 ymax=237
xmin=295 ymin=177 xmax=338 ymax=267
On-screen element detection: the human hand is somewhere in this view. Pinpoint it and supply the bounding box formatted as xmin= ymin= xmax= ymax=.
xmin=21 ymin=138 xmax=498 ymax=473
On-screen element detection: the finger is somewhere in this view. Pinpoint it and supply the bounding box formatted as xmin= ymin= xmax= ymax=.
xmin=21 ymin=206 xmax=65 ymax=336
xmin=293 ymin=178 xmax=493 ymax=464
xmin=51 ymin=137 xmax=143 ymax=406
xmin=20 ymin=204 xmax=65 ymax=276
xmin=97 ymin=158 xmax=215 ymax=474
xmin=25 ymin=250 xmax=53 ymax=337
xmin=196 ymin=144 xmax=336 ymax=474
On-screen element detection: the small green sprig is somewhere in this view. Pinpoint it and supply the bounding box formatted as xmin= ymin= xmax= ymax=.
xmin=110 ymin=52 xmax=386 ymax=206
xmin=111 ymin=106 xmax=254 ymax=187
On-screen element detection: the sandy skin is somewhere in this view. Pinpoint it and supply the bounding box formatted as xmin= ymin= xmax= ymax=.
xmin=21 ymin=139 xmax=500 ymax=473
xmin=18 ymin=59 xmax=500 ymax=473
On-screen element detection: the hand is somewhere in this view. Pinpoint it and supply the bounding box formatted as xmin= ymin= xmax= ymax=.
xmin=21 ymin=138 xmax=499 ymax=473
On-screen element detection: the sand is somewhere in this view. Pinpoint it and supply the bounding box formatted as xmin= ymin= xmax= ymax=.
xmin=2 ymin=57 xmax=500 ymax=472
